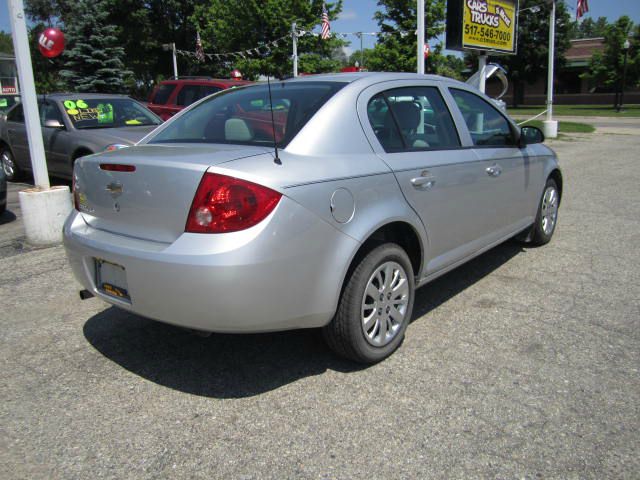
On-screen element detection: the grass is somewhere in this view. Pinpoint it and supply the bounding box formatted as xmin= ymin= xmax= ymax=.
xmin=507 ymin=104 xmax=640 ymax=118
xmin=519 ymin=119 xmax=596 ymax=134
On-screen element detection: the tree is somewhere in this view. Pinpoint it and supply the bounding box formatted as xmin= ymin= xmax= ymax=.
xmin=364 ymin=0 xmax=447 ymax=73
xmin=0 ymin=31 xmax=14 ymax=54
xmin=191 ymin=0 xmax=346 ymax=79
xmin=571 ymin=16 xmax=609 ymax=39
xmin=582 ymin=16 xmax=638 ymax=106
xmin=59 ymin=0 xmax=131 ymax=92
xmin=466 ymin=0 xmax=572 ymax=107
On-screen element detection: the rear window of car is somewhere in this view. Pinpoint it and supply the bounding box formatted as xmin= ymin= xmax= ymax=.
xmin=148 ymin=81 xmax=345 ymax=148
xmin=151 ymin=84 xmax=177 ymax=105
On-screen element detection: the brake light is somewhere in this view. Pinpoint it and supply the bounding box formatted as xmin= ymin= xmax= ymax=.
xmin=100 ymin=163 xmax=136 ymax=172
xmin=185 ymin=173 xmax=282 ymax=233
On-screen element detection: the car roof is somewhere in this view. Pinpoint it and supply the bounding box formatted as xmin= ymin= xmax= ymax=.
xmin=283 ymin=71 xmax=468 ymax=88
xmin=160 ymin=78 xmax=252 ymax=86
xmin=38 ymin=93 xmax=133 ymax=100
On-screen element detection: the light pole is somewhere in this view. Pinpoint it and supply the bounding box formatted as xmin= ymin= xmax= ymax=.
xmin=543 ymin=0 xmax=558 ymax=139
xmin=417 ymin=0 xmax=425 ymax=74
xmin=617 ymin=39 xmax=630 ymax=113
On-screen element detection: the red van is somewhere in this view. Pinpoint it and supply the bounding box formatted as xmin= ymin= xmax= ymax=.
xmin=147 ymin=77 xmax=252 ymax=121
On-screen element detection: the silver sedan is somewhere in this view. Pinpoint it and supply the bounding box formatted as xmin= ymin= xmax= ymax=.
xmin=63 ymin=73 xmax=562 ymax=363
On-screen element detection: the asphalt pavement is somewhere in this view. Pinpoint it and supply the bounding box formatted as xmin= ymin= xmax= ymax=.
xmin=1 ymin=125 xmax=639 ymax=479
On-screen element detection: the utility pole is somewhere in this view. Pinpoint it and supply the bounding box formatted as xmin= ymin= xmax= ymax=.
xmin=171 ymin=43 xmax=178 ymax=79
xmin=417 ymin=0 xmax=425 ymax=74
xmin=162 ymin=43 xmax=179 ymax=79
xmin=356 ymin=32 xmax=364 ymax=69
xmin=292 ymin=22 xmax=298 ymax=77
xmin=543 ymin=0 xmax=558 ymax=138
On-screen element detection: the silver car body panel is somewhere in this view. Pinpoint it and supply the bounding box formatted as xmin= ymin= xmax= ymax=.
xmin=64 ymin=72 xmax=561 ymax=333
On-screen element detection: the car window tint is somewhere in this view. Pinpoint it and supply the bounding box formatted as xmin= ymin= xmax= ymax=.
xmin=384 ymin=86 xmax=460 ymax=150
xmin=40 ymin=102 xmax=64 ymax=125
xmin=7 ymin=104 xmax=24 ymax=123
xmin=367 ymin=94 xmax=403 ymax=151
xmin=152 ymin=84 xmax=176 ymax=105
xmin=450 ymin=88 xmax=515 ymax=146
xmin=202 ymin=86 xmax=222 ymax=98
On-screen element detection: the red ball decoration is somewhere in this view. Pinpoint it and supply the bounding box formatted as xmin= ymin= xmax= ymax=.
xmin=38 ymin=28 xmax=65 ymax=58
xmin=230 ymin=69 xmax=243 ymax=80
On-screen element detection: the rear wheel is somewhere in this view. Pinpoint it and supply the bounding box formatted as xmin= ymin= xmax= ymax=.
xmin=1 ymin=147 xmax=23 ymax=182
xmin=530 ymin=178 xmax=559 ymax=246
xmin=323 ymin=243 xmax=415 ymax=364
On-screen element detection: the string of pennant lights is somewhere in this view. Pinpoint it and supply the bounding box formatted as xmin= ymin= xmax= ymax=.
xmin=174 ymin=28 xmax=440 ymax=62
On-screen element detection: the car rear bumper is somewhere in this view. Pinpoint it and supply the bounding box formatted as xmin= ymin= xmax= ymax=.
xmin=63 ymin=197 xmax=359 ymax=333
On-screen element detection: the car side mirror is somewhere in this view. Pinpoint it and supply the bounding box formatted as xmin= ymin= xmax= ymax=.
xmin=44 ymin=119 xmax=65 ymax=129
xmin=519 ymin=125 xmax=545 ymax=147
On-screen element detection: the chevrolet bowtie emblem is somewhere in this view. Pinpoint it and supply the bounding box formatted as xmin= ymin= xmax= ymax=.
xmin=105 ymin=182 xmax=123 ymax=197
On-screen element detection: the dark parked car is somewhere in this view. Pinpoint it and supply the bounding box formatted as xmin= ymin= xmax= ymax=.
xmin=0 ymin=93 xmax=162 ymax=181
xmin=147 ymin=77 xmax=251 ymax=121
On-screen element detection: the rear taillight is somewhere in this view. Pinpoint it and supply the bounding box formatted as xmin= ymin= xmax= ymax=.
xmin=185 ymin=173 xmax=282 ymax=233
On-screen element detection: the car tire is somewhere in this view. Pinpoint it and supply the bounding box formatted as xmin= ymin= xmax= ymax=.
xmin=1 ymin=147 xmax=23 ymax=182
xmin=323 ymin=243 xmax=415 ymax=364
xmin=530 ymin=178 xmax=559 ymax=246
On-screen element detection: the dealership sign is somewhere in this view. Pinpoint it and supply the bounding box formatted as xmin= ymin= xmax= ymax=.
xmin=446 ymin=0 xmax=519 ymax=54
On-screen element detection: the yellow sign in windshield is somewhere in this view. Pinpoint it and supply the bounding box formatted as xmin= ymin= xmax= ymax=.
xmin=462 ymin=0 xmax=517 ymax=53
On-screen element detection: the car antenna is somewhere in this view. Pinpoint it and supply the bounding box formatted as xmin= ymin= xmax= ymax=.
xmin=266 ymin=75 xmax=282 ymax=165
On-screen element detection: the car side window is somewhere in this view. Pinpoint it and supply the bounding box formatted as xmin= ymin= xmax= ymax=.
xmin=7 ymin=104 xmax=24 ymax=123
xmin=450 ymin=88 xmax=515 ymax=147
xmin=367 ymin=94 xmax=404 ymax=152
xmin=40 ymin=102 xmax=64 ymax=126
xmin=367 ymin=87 xmax=460 ymax=152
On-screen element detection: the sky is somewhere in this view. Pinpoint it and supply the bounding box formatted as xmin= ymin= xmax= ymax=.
xmin=2 ymin=0 xmax=640 ymax=50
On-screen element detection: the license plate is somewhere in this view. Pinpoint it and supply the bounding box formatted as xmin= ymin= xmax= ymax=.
xmin=95 ymin=259 xmax=130 ymax=301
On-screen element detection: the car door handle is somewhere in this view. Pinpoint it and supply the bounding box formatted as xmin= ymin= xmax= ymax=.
xmin=410 ymin=175 xmax=436 ymax=189
xmin=485 ymin=164 xmax=502 ymax=177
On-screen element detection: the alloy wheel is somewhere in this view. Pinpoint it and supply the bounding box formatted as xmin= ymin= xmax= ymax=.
xmin=540 ymin=186 xmax=559 ymax=235
xmin=1 ymin=151 xmax=14 ymax=179
xmin=361 ymin=261 xmax=410 ymax=347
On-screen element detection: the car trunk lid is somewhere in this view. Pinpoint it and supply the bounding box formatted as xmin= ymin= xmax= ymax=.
xmin=74 ymin=144 xmax=271 ymax=243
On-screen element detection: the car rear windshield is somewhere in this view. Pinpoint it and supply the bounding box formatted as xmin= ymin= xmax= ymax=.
xmin=62 ymin=98 xmax=161 ymax=129
xmin=148 ymin=81 xmax=345 ymax=148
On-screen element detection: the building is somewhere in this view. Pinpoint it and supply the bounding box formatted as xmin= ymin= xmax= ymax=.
xmin=0 ymin=52 xmax=20 ymax=113
xmin=493 ymin=38 xmax=639 ymax=105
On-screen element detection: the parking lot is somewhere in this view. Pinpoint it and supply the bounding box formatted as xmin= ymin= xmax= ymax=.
xmin=1 ymin=123 xmax=639 ymax=479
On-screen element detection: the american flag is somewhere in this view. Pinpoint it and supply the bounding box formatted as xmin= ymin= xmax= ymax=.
xmin=576 ymin=0 xmax=589 ymax=20
xmin=195 ymin=31 xmax=205 ymax=62
xmin=321 ymin=3 xmax=331 ymax=40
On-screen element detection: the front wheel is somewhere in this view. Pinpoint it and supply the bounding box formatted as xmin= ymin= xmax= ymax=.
xmin=530 ymin=178 xmax=560 ymax=246
xmin=323 ymin=243 xmax=415 ymax=364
